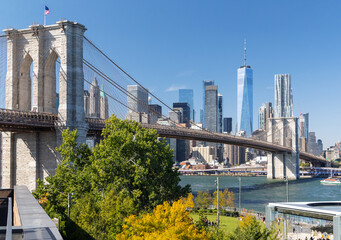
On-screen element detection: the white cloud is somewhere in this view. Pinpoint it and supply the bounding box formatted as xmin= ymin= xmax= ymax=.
xmin=166 ymin=85 xmax=187 ymax=92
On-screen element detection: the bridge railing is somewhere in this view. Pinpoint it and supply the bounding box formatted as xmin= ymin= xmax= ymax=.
xmin=0 ymin=108 xmax=57 ymax=127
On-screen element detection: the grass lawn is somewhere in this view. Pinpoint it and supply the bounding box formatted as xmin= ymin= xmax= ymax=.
xmin=189 ymin=212 xmax=239 ymax=234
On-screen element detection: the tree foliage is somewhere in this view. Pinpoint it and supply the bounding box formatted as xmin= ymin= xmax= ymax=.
xmin=33 ymin=116 xmax=190 ymax=239
xmin=213 ymin=188 xmax=235 ymax=209
xmin=116 ymin=199 xmax=208 ymax=240
xmin=195 ymin=190 xmax=212 ymax=209
xmin=181 ymin=192 xmax=195 ymax=209
xmin=227 ymin=215 xmax=280 ymax=240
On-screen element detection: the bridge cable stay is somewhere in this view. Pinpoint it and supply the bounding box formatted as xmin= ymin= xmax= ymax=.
xmin=251 ymin=122 xmax=299 ymax=154
xmin=252 ymin=122 xmax=325 ymax=160
xmin=0 ymin=33 xmax=321 ymax=160
xmin=82 ymin=57 xmax=219 ymax=134
xmin=82 ymin=37 xmax=222 ymax=135
xmin=82 ymin=37 xmax=316 ymax=157
xmin=82 ymin=57 xmax=246 ymax=146
xmin=82 ymin=59 xmax=172 ymax=122
xmin=83 ymin=36 xmax=306 ymax=156
xmin=83 ymin=36 xmax=174 ymax=113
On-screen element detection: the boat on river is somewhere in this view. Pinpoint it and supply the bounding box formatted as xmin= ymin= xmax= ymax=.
xmin=320 ymin=178 xmax=341 ymax=185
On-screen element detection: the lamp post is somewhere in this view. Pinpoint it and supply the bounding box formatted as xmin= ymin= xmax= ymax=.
xmin=238 ymin=176 xmax=241 ymax=212
xmin=215 ymin=176 xmax=220 ymax=232
xmin=284 ymin=176 xmax=289 ymax=202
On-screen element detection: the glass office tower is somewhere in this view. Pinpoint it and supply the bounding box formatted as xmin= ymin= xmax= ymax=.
xmin=237 ymin=66 xmax=253 ymax=135
xmin=218 ymin=94 xmax=223 ymax=133
xmin=179 ymin=89 xmax=194 ymax=121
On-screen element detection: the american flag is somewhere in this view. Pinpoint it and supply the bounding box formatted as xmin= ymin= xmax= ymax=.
xmin=44 ymin=6 xmax=50 ymax=16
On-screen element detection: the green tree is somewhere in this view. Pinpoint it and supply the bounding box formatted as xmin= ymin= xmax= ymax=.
xmin=69 ymin=187 xmax=137 ymax=240
xmin=33 ymin=116 xmax=190 ymax=239
xmin=195 ymin=190 xmax=212 ymax=209
xmin=33 ymin=128 xmax=92 ymax=218
xmin=89 ymin=116 xmax=190 ymax=210
xmin=227 ymin=215 xmax=280 ymax=240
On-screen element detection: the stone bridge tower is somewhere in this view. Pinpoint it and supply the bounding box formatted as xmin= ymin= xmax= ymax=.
xmin=267 ymin=117 xmax=300 ymax=180
xmin=1 ymin=21 xmax=88 ymax=191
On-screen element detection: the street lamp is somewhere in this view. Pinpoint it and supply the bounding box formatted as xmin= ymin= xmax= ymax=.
xmin=284 ymin=176 xmax=289 ymax=202
xmin=238 ymin=176 xmax=241 ymax=212
xmin=214 ymin=176 xmax=220 ymax=231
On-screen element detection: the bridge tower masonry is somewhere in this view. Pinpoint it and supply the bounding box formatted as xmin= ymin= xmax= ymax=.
xmin=267 ymin=117 xmax=300 ymax=180
xmin=1 ymin=21 xmax=88 ymax=191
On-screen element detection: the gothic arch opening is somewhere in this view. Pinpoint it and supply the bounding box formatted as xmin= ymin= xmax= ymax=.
xmin=18 ymin=53 xmax=33 ymax=111
xmin=44 ymin=50 xmax=61 ymax=113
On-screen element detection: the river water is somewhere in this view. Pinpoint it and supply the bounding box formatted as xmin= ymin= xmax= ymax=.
xmin=180 ymin=176 xmax=341 ymax=212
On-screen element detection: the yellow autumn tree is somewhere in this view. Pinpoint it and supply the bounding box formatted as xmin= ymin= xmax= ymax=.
xmin=225 ymin=189 xmax=235 ymax=208
xmin=116 ymin=199 xmax=208 ymax=240
xmin=213 ymin=188 xmax=235 ymax=209
xmin=181 ymin=192 xmax=195 ymax=209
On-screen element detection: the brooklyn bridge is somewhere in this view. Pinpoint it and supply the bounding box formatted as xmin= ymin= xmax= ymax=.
xmin=0 ymin=21 xmax=327 ymax=191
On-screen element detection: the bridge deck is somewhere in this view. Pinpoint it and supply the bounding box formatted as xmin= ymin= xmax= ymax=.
xmin=0 ymin=108 xmax=327 ymax=164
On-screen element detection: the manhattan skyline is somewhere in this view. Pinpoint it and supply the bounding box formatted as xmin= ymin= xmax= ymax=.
xmin=0 ymin=0 xmax=340 ymax=147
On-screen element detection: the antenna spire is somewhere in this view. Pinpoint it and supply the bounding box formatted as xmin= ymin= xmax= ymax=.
xmin=244 ymin=38 xmax=247 ymax=67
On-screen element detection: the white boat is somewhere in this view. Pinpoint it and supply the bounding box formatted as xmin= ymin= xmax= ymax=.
xmin=320 ymin=178 xmax=341 ymax=185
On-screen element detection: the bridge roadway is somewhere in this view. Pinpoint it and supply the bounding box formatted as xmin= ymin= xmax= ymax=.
xmin=0 ymin=108 xmax=327 ymax=164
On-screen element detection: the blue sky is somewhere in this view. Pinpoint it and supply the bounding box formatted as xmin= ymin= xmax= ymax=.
xmin=0 ymin=0 xmax=340 ymax=148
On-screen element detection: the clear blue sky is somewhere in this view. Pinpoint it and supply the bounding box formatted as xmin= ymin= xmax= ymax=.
xmin=0 ymin=0 xmax=340 ymax=148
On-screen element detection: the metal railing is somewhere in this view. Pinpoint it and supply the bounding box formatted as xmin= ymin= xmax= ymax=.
xmin=0 ymin=108 xmax=328 ymax=164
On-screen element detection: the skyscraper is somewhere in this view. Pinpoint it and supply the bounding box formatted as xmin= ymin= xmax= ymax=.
xmin=148 ymin=104 xmax=162 ymax=118
xmin=317 ymin=139 xmax=323 ymax=156
xmin=259 ymin=105 xmax=266 ymax=130
xmin=223 ymin=117 xmax=232 ymax=133
xmin=83 ymin=90 xmax=90 ymax=117
xmin=205 ymin=85 xmax=218 ymax=132
xmin=202 ymin=80 xmax=214 ymax=127
xmin=179 ymin=89 xmax=194 ymax=121
xmin=127 ymin=85 xmax=149 ymax=114
xmin=90 ymin=77 xmax=100 ymax=118
xmin=237 ymin=40 xmax=253 ymax=135
xmin=173 ymin=102 xmax=190 ymax=124
xmin=258 ymin=102 xmax=273 ymax=130
xmin=301 ymin=113 xmax=309 ymax=139
xmin=274 ymin=74 xmax=293 ymax=118
xmin=172 ymin=103 xmax=190 ymax=162
xmin=100 ymin=85 xmax=109 ymax=119
xmin=217 ymin=94 xmax=223 ymax=133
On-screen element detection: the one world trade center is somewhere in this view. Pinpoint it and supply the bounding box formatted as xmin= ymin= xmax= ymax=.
xmin=237 ymin=40 xmax=253 ymax=136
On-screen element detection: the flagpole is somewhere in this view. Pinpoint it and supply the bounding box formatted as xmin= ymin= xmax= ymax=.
xmin=44 ymin=6 xmax=46 ymax=26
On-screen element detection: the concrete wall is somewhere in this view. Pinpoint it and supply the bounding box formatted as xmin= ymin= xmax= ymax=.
xmin=1 ymin=132 xmax=57 ymax=191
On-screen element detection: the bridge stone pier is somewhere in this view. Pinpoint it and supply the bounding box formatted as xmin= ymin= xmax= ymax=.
xmin=267 ymin=117 xmax=300 ymax=180
xmin=1 ymin=21 xmax=88 ymax=191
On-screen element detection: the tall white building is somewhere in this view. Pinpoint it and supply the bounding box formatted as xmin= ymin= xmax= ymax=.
xmin=127 ymin=85 xmax=149 ymax=114
xmin=259 ymin=105 xmax=266 ymax=130
xmin=274 ymin=74 xmax=293 ymax=118
xmin=100 ymin=85 xmax=109 ymax=119
xmin=259 ymin=102 xmax=273 ymax=130
xmin=90 ymin=77 xmax=100 ymax=118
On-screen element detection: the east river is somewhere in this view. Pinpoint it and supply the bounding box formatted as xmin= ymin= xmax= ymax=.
xmin=180 ymin=175 xmax=341 ymax=212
